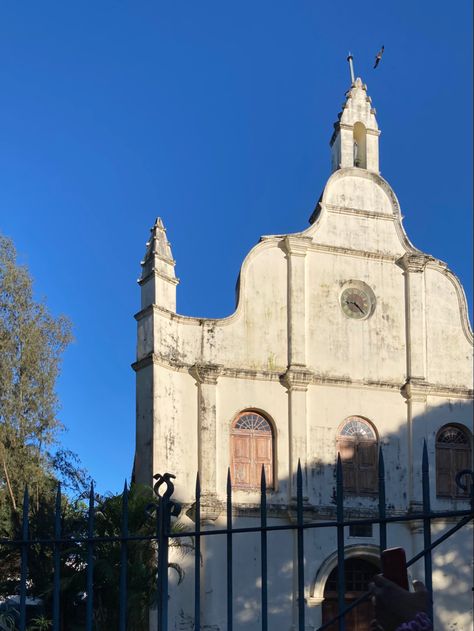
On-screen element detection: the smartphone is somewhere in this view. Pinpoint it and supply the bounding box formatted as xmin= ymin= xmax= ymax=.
xmin=381 ymin=547 xmax=409 ymax=590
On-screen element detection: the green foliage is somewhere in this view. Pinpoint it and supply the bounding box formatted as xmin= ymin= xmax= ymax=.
xmin=28 ymin=616 xmax=52 ymax=631
xmin=0 ymin=235 xmax=88 ymax=523
xmin=58 ymin=484 xmax=192 ymax=630
xmin=0 ymin=234 xmax=90 ymax=620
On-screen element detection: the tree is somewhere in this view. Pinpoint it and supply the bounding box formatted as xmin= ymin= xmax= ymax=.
xmin=0 ymin=235 xmax=88 ymax=565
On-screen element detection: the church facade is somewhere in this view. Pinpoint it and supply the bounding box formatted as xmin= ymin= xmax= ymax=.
xmin=133 ymin=77 xmax=473 ymax=630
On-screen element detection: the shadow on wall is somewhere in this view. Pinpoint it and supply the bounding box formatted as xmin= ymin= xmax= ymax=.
xmin=165 ymin=398 xmax=473 ymax=630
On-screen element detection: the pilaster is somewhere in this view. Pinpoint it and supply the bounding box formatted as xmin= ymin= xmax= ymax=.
xmin=282 ymin=236 xmax=312 ymax=367
xmin=190 ymin=363 xmax=223 ymax=503
xmin=401 ymin=380 xmax=428 ymax=507
xmin=281 ymin=366 xmax=313 ymax=498
xmin=397 ymin=253 xmax=430 ymax=381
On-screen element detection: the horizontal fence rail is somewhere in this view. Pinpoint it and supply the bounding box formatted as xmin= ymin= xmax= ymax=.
xmin=0 ymin=442 xmax=472 ymax=631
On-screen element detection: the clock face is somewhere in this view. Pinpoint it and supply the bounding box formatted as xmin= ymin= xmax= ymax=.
xmin=341 ymin=285 xmax=374 ymax=319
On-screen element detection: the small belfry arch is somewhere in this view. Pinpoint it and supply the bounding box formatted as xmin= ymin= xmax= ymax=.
xmin=353 ymin=122 xmax=367 ymax=168
xmin=230 ymin=410 xmax=275 ymax=489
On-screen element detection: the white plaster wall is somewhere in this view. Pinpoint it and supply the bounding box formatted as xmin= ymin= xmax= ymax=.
xmin=307 ymin=386 xmax=409 ymax=509
xmin=306 ymin=253 xmax=406 ymax=384
xmin=153 ymin=366 xmax=198 ymax=503
xmin=136 ymin=160 xmax=473 ymax=630
xmin=323 ymin=175 xmax=394 ymax=217
xmin=424 ymin=267 xmax=473 ymax=387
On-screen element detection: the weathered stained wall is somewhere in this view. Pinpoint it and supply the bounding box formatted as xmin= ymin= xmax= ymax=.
xmin=133 ymin=80 xmax=473 ymax=629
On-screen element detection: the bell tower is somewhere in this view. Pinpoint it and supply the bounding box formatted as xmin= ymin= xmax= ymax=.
xmin=330 ymin=72 xmax=380 ymax=174
xmin=139 ymin=217 xmax=178 ymax=311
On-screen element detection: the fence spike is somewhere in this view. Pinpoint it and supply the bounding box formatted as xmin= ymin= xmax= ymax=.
xmin=194 ymin=472 xmax=201 ymax=631
xmin=226 ymin=467 xmax=233 ymax=631
xmin=260 ymin=465 xmax=268 ymax=631
xmin=378 ymin=446 xmax=387 ymax=551
xmin=296 ymin=460 xmax=305 ymax=630
xmin=119 ymin=480 xmax=129 ymax=631
xmin=19 ymin=486 xmax=29 ymax=631
xmin=421 ymin=440 xmax=433 ymax=623
xmin=336 ymin=454 xmax=346 ymax=631
xmin=52 ymin=483 xmax=61 ymax=631
xmin=86 ymin=482 xmax=95 ymax=631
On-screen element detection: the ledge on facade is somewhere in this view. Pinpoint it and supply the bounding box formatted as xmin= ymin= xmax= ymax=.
xmin=401 ymin=378 xmax=474 ymax=400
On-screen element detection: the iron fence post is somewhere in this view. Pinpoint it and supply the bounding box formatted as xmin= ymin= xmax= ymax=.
xmin=378 ymin=447 xmax=387 ymax=552
xmin=421 ymin=441 xmax=433 ymax=623
xmin=19 ymin=486 xmax=29 ymax=631
xmin=52 ymin=484 xmax=61 ymax=631
xmin=154 ymin=473 xmax=175 ymax=631
xmin=119 ymin=480 xmax=129 ymax=631
xmin=86 ymin=482 xmax=95 ymax=631
xmin=336 ymin=454 xmax=346 ymax=631
xmin=226 ymin=469 xmax=233 ymax=631
xmin=194 ymin=473 xmax=201 ymax=631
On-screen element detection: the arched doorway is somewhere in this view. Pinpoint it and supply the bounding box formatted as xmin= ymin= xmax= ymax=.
xmin=322 ymin=558 xmax=378 ymax=630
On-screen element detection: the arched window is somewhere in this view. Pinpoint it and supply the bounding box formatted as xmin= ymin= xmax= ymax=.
xmin=436 ymin=425 xmax=472 ymax=498
xmin=353 ymin=122 xmax=367 ymax=169
xmin=231 ymin=411 xmax=274 ymax=489
xmin=322 ymin=558 xmax=378 ymax=629
xmin=337 ymin=417 xmax=378 ymax=495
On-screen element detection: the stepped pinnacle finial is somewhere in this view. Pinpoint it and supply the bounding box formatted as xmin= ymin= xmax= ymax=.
xmin=141 ymin=217 xmax=174 ymax=269
xmin=138 ymin=216 xmax=178 ymax=311
xmin=347 ymin=52 xmax=355 ymax=85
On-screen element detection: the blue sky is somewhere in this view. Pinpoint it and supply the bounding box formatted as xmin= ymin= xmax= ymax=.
xmin=0 ymin=2 xmax=472 ymax=494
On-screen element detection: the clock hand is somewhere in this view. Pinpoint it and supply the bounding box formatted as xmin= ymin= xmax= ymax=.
xmin=345 ymin=299 xmax=363 ymax=312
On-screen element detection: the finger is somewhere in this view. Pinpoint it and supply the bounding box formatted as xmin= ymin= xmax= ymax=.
xmin=373 ymin=574 xmax=397 ymax=588
xmin=413 ymin=580 xmax=427 ymax=593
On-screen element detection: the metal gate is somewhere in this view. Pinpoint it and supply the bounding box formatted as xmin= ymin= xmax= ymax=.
xmin=1 ymin=441 xmax=473 ymax=630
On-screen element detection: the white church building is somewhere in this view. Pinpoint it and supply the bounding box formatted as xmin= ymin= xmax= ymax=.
xmin=133 ymin=76 xmax=473 ymax=630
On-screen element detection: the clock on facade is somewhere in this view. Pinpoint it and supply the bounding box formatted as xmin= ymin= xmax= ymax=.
xmin=340 ymin=281 xmax=376 ymax=320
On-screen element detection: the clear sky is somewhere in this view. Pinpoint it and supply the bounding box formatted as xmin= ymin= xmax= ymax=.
xmin=0 ymin=2 xmax=472 ymax=494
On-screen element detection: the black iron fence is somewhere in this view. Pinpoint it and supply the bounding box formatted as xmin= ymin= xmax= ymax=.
xmin=1 ymin=441 xmax=473 ymax=631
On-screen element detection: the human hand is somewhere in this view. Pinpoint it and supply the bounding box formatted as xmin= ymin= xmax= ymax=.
xmin=369 ymin=574 xmax=431 ymax=631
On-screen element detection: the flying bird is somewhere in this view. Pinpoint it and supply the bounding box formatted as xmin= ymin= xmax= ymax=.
xmin=374 ymin=45 xmax=384 ymax=69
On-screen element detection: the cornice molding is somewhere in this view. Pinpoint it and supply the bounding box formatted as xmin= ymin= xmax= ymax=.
xmin=133 ymin=354 xmax=473 ymax=399
xmin=138 ymin=268 xmax=179 ymax=287
xmin=325 ymin=203 xmax=395 ymax=222
xmin=401 ymin=378 xmax=473 ymax=400
xmin=310 ymin=242 xmax=397 ymax=263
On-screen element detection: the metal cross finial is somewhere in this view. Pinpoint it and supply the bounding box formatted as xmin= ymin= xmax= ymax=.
xmin=347 ymin=52 xmax=355 ymax=84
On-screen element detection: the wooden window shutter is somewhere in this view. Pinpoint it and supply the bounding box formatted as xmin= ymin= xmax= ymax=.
xmin=338 ymin=439 xmax=356 ymax=493
xmin=337 ymin=417 xmax=378 ymax=496
xmin=231 ymin=412 xmax=274 ymax=489
xmin=358 ymin=441 xmax=378 ymax=493
xmin=232 ymin=433 xmax=251 ymax=487
xmin=436 ymin=446 xmax=451 ymax=497
xmin=436 ymin=425 xmax=472 ymax=498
